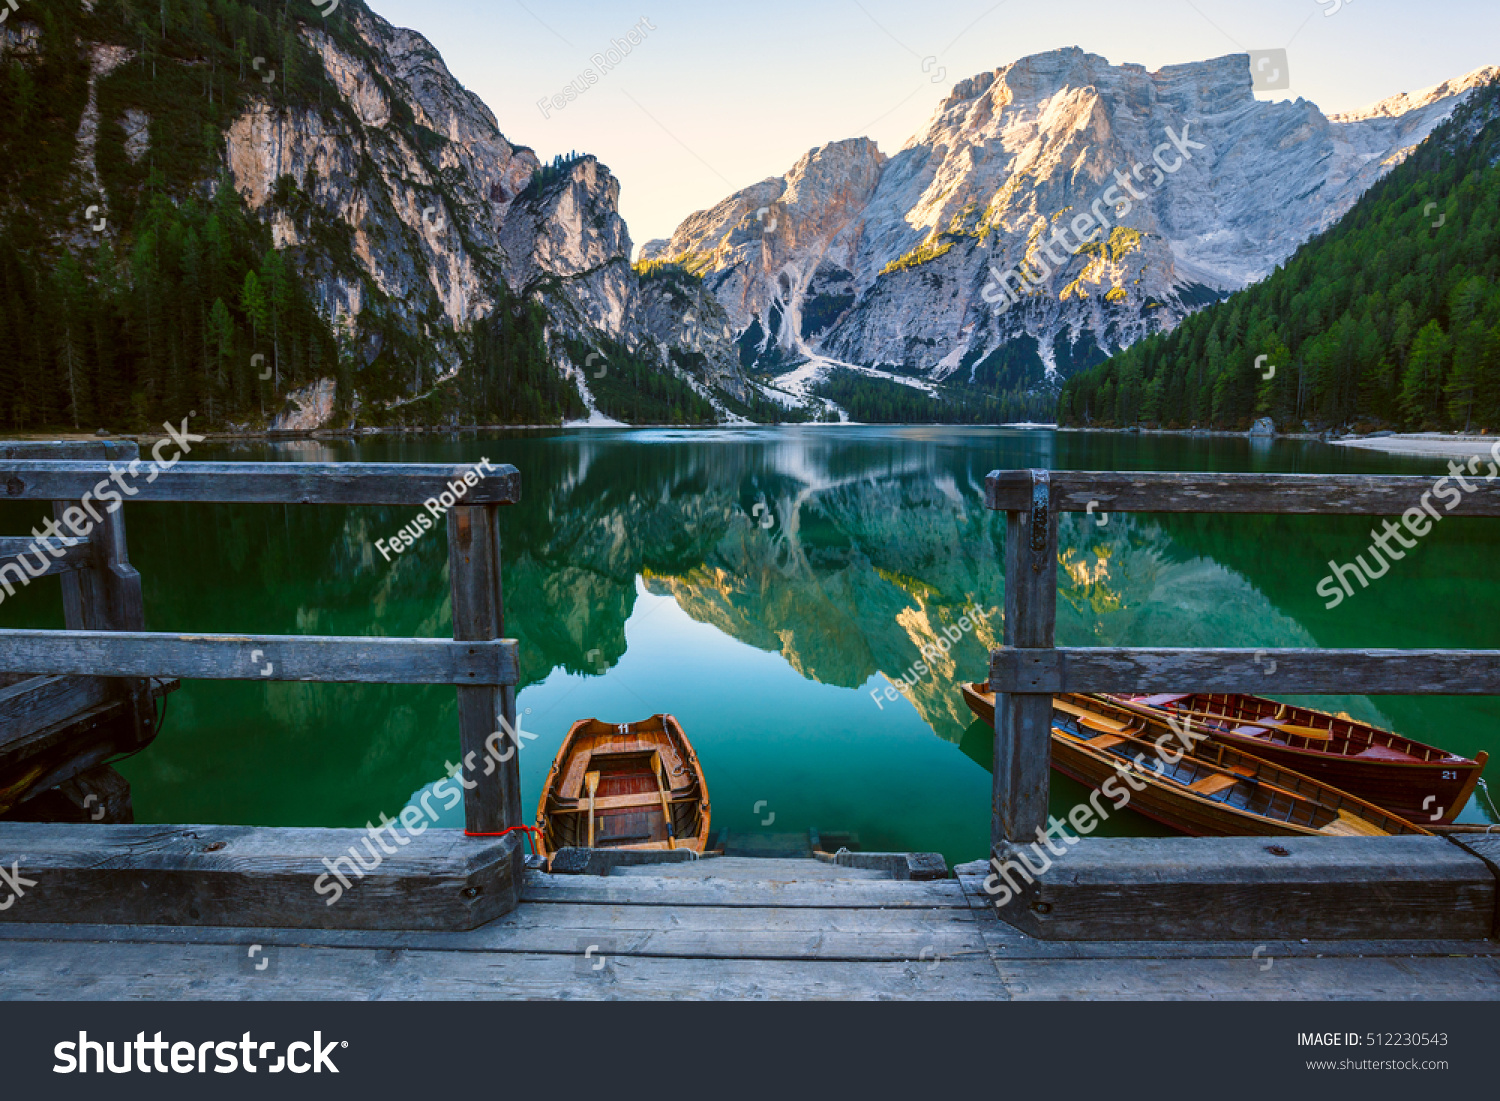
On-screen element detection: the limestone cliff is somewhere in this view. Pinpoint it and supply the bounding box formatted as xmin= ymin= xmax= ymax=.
xmin=650 ymin=49 xmax=1498 ymax=396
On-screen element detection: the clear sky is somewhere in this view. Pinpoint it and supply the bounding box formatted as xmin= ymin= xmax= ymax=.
xmin=367 ymin=0 xmax=1499 ymax=251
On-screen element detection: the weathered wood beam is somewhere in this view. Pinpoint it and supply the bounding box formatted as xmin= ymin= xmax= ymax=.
xmin=990 ymin=646 xmax=1500 ymax=694
xmin=986 ymin=836 xmax=1496 ymax=941
xmin=0 ymin=441 xmax=140 ymax=461
xmin=994 ymin=469 xmax=1057 ymax=846
xmin=2 ymin=764 xmax=134 ymax=824
xmin=0 ymin=675 xmax=115 ymax=747
xmin=0 ymin=629 xmax=519 ymax=685
xmin=0 ymin=535 xmax=92 ymax=578
xmin=0 ymin=823 xmax=522 ymax=931
xmin=53 ymin=492 xmax=155 ymax=747
xmin=448 ymin=505 xmax=521 ymax=836
xmin=986 ymin=469 xmax=1500 ymax=516
xmin=0 ymin=460 xmax=521 ymax=506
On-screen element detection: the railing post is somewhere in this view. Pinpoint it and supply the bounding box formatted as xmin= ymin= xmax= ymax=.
xmin=447 ymin=503 xmax=522 ymax=835
xmin=53 ymin=440 xmax=152 ymax=750
xmin=993 ymin=468 xmax=1057 ymax=846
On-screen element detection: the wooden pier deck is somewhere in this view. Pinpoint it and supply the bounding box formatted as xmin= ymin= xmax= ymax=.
xmin=1 ymin=857 xmax=1496 ymax=1001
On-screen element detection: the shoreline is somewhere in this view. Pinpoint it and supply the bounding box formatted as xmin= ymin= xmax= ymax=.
xmin=0 ymin=421 xmax=1063 ymax=445
xmin=9 ymin=423 xmax=1494 ymax=457
xmin=1330 ymin=433 xmax=1499 ymax=459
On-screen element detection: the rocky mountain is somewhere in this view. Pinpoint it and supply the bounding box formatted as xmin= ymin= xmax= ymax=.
xmin=1059 ymin=78 xmax=1500 ymax=432
xmin=646 ymin=49 xmax=1498 ymax=404
xmin=0 ymin=0 xmax=748 ymax=433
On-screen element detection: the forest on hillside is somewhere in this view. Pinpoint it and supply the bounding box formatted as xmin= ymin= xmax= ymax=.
xmin=1058 ymin=81 xmax=1500 ymax=433
xmin=0 ymin=0 xmax=576 ymax=432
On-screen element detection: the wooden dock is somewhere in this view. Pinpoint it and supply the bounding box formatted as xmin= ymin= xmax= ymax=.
xmin=0 ymin=856 xmax=1496 ymax=1000
xmin=2 ymin=449 xmax=1498 ymax=1000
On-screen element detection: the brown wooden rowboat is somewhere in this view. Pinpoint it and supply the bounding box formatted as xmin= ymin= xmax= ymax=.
xmin=960 ymin=684 xmax=1430 ymax=838
xmin=1105 ymin=692 xmax=1488 ymax=826
xmin=536 ymin=714 xmax=711 ymax=853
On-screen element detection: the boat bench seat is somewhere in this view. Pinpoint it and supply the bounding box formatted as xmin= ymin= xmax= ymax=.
xmin=555 ymin=792 xmax=696 ymax=814
xmin=1087 ymin=734 xmax=1128 ymax=750
xmin=1188 ymin=774 xmax=1240 ymax=796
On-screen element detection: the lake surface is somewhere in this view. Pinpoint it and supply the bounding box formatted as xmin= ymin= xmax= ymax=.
xmin=3 ymin=427 xmax=1497 ymax=866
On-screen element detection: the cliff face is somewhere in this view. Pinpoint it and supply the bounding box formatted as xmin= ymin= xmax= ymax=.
xmin=4 ymin=0 xmax=746 ymax=431
xmin=225 ymin=6 xmax=535 ymax=379
xmin=232 ymin=5 xmax=749 ymax=424
xmin=650 ymin=49 xmax=1497 ymax=391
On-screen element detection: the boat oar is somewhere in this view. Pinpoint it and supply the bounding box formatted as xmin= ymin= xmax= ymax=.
xmin=1051 ymin=697 xmax=1136 ymax=735
xmin=584 ymin=770 xmax=600 ymax=848
xmin=1109 ymin=697 xmax=1334 ymax=742
xmin=650 ymin=750 xmax=676 ymax=850
xmin=1171 ymin=707 xmax=1334 ymax=742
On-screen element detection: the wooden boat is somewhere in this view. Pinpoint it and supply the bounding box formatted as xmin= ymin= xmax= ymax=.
xmin=536 ymin=714 xmax=711 ymax=853
xmin=1106 ymin=692 xmax=1488 ymax=826
xmin=959 ymin=685 xmax=1430 ymax=838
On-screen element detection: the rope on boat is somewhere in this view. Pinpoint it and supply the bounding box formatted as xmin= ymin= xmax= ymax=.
xmin=465 ymin=824 xmax=546 ymax=857
xmin=1477 ymin=777 xmax=1499 ymax=822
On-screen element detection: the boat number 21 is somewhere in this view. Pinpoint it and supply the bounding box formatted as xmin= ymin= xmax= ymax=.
xmin=1441 ymin=770 xmax=1458 ymax=780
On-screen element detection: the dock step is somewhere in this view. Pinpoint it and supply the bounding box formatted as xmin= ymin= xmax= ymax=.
xmin=610 ymin=857 xmax=892 ymax=881
xmin=985 ymin=836 xmax=1496 ymax=941
xmin=0 ymin=823 xmax=522 ymax=931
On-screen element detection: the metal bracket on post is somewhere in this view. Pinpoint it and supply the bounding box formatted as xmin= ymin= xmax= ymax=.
xmin=1028 ymin=470 xmax=1050 ymax=572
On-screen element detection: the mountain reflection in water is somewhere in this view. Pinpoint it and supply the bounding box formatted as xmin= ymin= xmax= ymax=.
xmin=2 ymin=427 xmax=1493 ymax=864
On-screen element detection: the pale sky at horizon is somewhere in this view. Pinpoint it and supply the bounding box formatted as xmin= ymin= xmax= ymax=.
xmin=368 ymin=0 xmax=1500 ymax=250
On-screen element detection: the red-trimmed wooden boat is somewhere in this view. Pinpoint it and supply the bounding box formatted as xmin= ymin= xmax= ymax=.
xmin=536 ymin=714 xmax=711 ymax=853
xmin=959 ymin=685 xmax=1430 ymax=838
xmin=1106 ymin=692 xmax=1488 ymax=826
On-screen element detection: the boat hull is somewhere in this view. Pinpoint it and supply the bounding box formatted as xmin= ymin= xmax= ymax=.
xmin=536 ymin=714 xmax=711 ymax=854
xmin=961 ymin=686 xmax=1429 ymax=838
xmin=1109 ymin=693 xmax=1487 ymax=825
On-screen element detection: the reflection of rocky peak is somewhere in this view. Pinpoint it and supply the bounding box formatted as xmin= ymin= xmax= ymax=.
xmin=500 ymin=443 xmax=1368 ymax=745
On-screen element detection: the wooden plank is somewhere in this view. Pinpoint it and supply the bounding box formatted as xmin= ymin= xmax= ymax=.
xmin=989 ymin=955 xmax=1500 ymax=999
xmin=0 ymin=461 xmax=521 ymax=506
xmin=0 ymin=682 xmax=174 ymax=814
xmin=0 ymin=676 xmax=114 ymax=748
xmin=0 ymin=629 xmax=519 ymax=686
xmin=984 ymin=836 xmax=1495 ymax=941
xmin=448 ymin=505 xmax=520 ymax=835
xmin=0 ymin=902 xmax=989 ymax=961
xmin=1447 ymin=836 xmax=1500 ymax=937
xmin=959 ymin=874 xmax=1499 ymax=959
xmin=0 ymin=535 xmax=92 ymax=578
xmin=54 ymin=495 xmax=154 ymax=749
xmin=0 ymin=940 xmax=1008 ymax=1001
xmin=0 ymin=823 xmax=521 ymax=931
xmin=521 ymin=871 xmax=971 ymax=909
xmin=991 ymin=646 xmax=1500 ymax=694
xmin=995 ymin=469 xmax=1056 ymax=844
xmin=6 ymin=765 xmax=134 ymax=823
xmin=0 ymin=441 xmax=139 ymax=461
xmin=986 ymin=469 xmax=1500 ymax=517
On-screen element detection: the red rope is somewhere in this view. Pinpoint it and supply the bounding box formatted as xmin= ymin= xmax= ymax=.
xmin=464 ymin=824 xmax=544 ymax=856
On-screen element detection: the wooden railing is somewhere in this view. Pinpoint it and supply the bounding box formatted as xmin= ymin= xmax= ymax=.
xmin=983 ymin=468 xmax=1500 ymax=844
xmin=0 ymin=442 xmax=523 ymax=834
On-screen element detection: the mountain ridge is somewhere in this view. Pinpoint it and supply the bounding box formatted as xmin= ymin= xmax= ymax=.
xmin=646 ymin=47 xmax=1496 ymax=414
